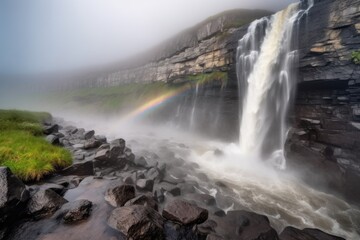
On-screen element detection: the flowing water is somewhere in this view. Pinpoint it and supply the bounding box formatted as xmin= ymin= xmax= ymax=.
xmin=236 ymin=2 xmax=307 ymax=168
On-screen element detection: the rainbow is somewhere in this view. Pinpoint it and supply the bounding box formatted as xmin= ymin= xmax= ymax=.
xmin=122 ymin=84 xmax=190 ymax=121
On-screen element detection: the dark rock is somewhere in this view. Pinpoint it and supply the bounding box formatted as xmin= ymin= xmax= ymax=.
xmin=83 ymin=139 xmax=101 ymax=149
xmin=123 ymin=172 xmax=137 ymax=185
xmin=110 ymin=138 xmax=126 ymax=152
xmin=98 ymin=143 xmax=110 ymax=150
xmin=45 ymin=134 xmax=60 ymax=145
xmin=27 ymin=189 xmax=67 ymax=219
xmin=110 ymin=145 xmax=122 ymax=157
xmin=280 ymin=226 xmax=345 ymax=240
xmin=154 ymin=189 xmax=165 ymax=204
xmin=105 ymin=183 xmax=135 ymax=207
xmin=95 ymin=135 xmax=107 ymax=143
xmin=146 ymin=167 xmax=162 ymax=182
xmin=136 ymin=179 xmax=154 ymax=192
xmin=0 ymin=167 xmax=29 ymax=225
xmin=158 ymin=182 xmax=181 ymax=196
xmin=108 ymin=205 xmax=164 ymax=240
xmin=43 ymin=124 xmax=58 ymax=135
xmin=60 ymin=160 xmax=94 ymax=176
xmin=39 ymin=183 xmax=65 ymax=195
xmin=206 ymin=234 xmax=224 ymax=240
xmin=55 ymin=199 xmax=93 ymax=224
xmin=94 ymin=149 xmax=110 ymax=161
xmin=163 ymin=199 xmax=208 ymax=225
xmin=134 ymin=156 xmax=148 ymax=167
xmin=84 ymin=130 xmax=95 ymax=140
xmin=164 ymin=221 xmax=205 ymax=240
xmin=124 ymin=194 xmax=158 ymax=210
xmin=213 ymin=210 xmax=278 ymax=240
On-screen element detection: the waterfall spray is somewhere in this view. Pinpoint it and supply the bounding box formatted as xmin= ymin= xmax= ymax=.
xmin=236 ymin=2 xmax=313 ymax=168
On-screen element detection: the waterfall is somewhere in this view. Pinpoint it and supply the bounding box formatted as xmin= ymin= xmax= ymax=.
xmin=236 ymin=2 xmax=312 ymax=168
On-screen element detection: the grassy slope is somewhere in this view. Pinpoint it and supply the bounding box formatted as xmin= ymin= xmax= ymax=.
xmin=0 ymin=110 xmax=72 ymax=181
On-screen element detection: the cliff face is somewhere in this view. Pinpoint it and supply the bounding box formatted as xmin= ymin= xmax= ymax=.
xmin=287 ymin=0 xmax=360 ymax=204
xmin=94 ymin=10 xmax=270 ymax=85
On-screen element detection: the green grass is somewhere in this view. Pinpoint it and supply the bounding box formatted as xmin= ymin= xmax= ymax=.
xmin=351 ymin=50 xmax=360 ymax=64
xmin=187 ymin=71 xmax=228 ymax=86
xmin=0 ymin=110 xmax=72 ymax=181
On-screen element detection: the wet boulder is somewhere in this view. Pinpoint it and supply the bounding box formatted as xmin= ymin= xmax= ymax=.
xmin=0 ymin=167 xmax=29 ymax=225
xmin=43 ymin=124 xmax=58 ymax=135
xmin=108 ymin=205 xmax=164 ymax=240
xmin=84 ymin=130 xmax=95 ymax=140
xmin=186 ymin=193 xmax=216 ymax=207
xmin=83 ymin=139 xmax=102 ymax=150
xmin=55 ymin=199 xmax=93 ymax=224
xmin=105 ymin=183 xmax=135 ymax=207
xmin=162 ymin=199 xmax=208 ymax=225
xmin=280 ymin=227 xmax=345 ymax=240
xmin=27 ymin=189 xmax=68 ymax=219
xmin=45 ymin=134 xmax=60 ymax=145
xmin=157 ymin=182 xmax=181 ymax=196
xmin=60 ymin=160 xmax=94 ymax=176
xmin=110 ymin=138 xmax=126 ymax=152
xmin=124 ymin=194 xmax=158 ymax=210
xmin=213 ymin=210 xmax=278 ymax=240
xmin=136 ymin=179 xmax=154 ymax=192
xmin=94 ymin=149 xmax=110 ymax=161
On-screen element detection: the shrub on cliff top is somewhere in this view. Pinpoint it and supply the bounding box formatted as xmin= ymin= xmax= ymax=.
xmin=0 ymin=109 xmax=71 ymax=181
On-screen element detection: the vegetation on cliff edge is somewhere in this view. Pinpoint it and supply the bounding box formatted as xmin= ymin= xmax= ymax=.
xmin=0 ymin=110 xmax=72 ymax=181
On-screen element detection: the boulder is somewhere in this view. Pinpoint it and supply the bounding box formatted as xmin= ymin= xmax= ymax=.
xmin=134 ymin=156 xmax=148 ymax=167
xmin=187 ymin=193 xmax=216 ymax=206
xmin=108 ymin=205 xmax=164 ymax=240
xmin=110 ymin=138 xmax=126 ymax=152
xmin=0 ymin=167 xmax=29 ymax=225
xmin=136 ymin=179 xmax=154 ymax=192
xmin=39 ymin=183 xmax=65 ymax=195
xmin=280 ymin=227 xmax=345 ymax=240
xmin=55 ymin=199 xmax=93 ymax=224
xmin=146 ymin=168 xmax=162 ymax=182
xmin=45 ymin=134 xmax=60 ymax=145
xmin=157 ymin=182 xmax=181 ymax=196
xmin=124 ymin=194 xmax=158 ymax=210
xmin=43 ymin=124 xmax=58 ymax=135
xmin=84 ymin=130 xmax=95 ymax=140
xmin=60 ymin=160 xmax=94 ymax=176
xmin=27 ymin=189 xmax=68 ymax=219
xmin=213 ymin=210 xmax=278 ymax=240
xmin=207 ymin=234 xmax=224 ymax=240
xmin=94 ymin=149 xmax=110 ymax=161
xmin=83 ymin=139 xmax=101 ymax=150
xmin=105 ymin=183 xmax=135 ymax=207
xmin=162 ymin=199 xmax=208 ymax=225
xmin=110 ymin=145 xmax=122 ymax=157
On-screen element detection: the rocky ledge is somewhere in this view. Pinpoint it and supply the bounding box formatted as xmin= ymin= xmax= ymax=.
xmin=0 ymin=119 xmax=346 ymax=240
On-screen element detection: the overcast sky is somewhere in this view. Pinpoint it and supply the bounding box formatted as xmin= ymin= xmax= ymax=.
xmin=0 ymin=0 xmax=298 ymax=75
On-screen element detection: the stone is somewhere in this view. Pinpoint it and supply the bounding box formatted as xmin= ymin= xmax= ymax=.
xmin=83 ymin=139 xmax=101 ymax=149
xmin=146 ymin=167 xmax=162 ymax=182
xmin=73 ymin=144 xmax=84 ymax=149
xmin=157 ymin=182 xmax=181 ymax=196
xmin=43 ymin=124 xmax=58 ymax=135
xmin=60 ymin=160 xmax=94 ymax=176
xmin=55 ymin=199 xmax=93 ymax=224
xmin=213 ymin=210 xmax=278 ymax=240
xmin=105 ymin=183 xmax=135 ymax=207
xmin=280 ymin=227 xmax=345 ymax=240
xmin=124 ymin=194 xmax=158 ymax=210
xmin=0 ymin=167 xmax=29 ymax=225
xmin=108 ymin=205 xmax=164 ymax=240
xmin=207 ymin=234 xmax=224 ymax=240
xmin=39 ymin=183 xmax=65 ymax=195
xmin=84 ymin=130 xmax=95 ymax=140
xmin=136 ymin=179 xmax=154 ymax=192
xmin=94 ymin=149 xmax=110 ymax=161
xmin=27 ymin=189 xmax=68 ymax=219
xmin=110 ymin=138 xmax=126 ymax=152
xmin=162 ymin=199 xmax=208 ymax=225
xmin=134 ymin=156 xmax=148 ymax=167
xmin=110 ymin=145 xmax=122 ymax=158
xmin=45 ymin=134 xmax=60 ymax=145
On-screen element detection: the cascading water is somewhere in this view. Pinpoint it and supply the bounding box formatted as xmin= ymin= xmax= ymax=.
xmin=236 ymin=2 xmax=311 ymax=168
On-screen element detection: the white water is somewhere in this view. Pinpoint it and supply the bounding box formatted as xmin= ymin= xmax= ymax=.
xmin=237 ymin=3 xmax=304 ymax=168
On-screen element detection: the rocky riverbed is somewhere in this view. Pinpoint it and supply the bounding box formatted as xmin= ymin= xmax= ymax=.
xmin=0 ymin=118 xmax=354 ymax=240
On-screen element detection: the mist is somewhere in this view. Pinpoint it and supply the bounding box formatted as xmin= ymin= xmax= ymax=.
xmin=0 ymin=0 xmax=297 ymax=75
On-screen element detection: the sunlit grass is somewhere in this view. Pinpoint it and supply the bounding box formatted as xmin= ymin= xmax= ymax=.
xmin=0 ymin=110 xmax=72 ymax=181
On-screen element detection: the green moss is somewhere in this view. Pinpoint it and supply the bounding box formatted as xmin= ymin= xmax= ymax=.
xmin=187 ymin=71 xmax=228 ymax=86
xmin=351 ymin=50 xmax=360 ymax=64
xmin=0 ymin=110 xmax=72 ymax=181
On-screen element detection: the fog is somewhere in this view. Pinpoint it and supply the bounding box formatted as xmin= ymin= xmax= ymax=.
xmin=0 ymin=0 xmax=297 ymax=75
